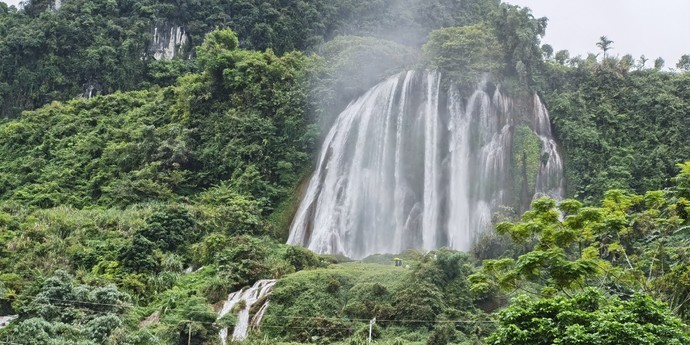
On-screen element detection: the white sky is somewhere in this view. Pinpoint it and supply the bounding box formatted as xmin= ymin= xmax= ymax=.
xmin=2 ymin=0 xmax=20 ymax=8
xmin=507 ymin=0 xmax=690 ymax=67
xmin=3 ymin=0 xmax=689 ymax=66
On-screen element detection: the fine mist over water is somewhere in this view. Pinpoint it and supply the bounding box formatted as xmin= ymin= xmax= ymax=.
xmin=289 ymin=71 xmax=564 ymax=259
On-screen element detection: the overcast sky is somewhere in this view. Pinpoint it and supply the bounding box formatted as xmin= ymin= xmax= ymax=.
xmin=507 ymin=0 xmax=690 ymax=67
xmin=2 ymin=0 xmax=19 ymax=8
xmin=3 ymin=0 xmax=689 ymax=67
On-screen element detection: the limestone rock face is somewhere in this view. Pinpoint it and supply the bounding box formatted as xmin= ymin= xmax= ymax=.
xmin=150 ymin=26 xmax=190 ymax=60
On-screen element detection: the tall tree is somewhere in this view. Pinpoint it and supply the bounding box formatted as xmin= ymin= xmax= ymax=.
xmin=541 ymin=44 xmax=553 ymax=59
xmin=677 ymin=54 xmax=690 ymax=72
xmin=654 ymin=57 xmax=665 ymax=70
xmin=596 ymin=35 xmax=614 ymax=58
xmin=554 ymin=49 xmax=570 ymax=65
xmin=639 ymin=54 xmax=649 ymax=68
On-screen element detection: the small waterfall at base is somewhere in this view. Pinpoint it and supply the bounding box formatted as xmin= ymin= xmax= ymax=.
xmin=0 ymin=315 xmax=18 ymax=329
xmin=218 ymin=279 xmax=277 ymax=344
xmin=288 ymin=70 xmax=564 ymax=259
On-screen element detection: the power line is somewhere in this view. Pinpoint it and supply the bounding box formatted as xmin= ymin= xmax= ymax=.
xmin=0 ymin=296 xmax=131 ymax=309
xmin=1 ymin=294 xmax=497 ymax=326
xmin=173 ymin=315 xmax=497 ymax=327
xmin=263 ymin=315 xmax=498 ymax=324
xmin=0 ymin=315 xmax=495 ymax=345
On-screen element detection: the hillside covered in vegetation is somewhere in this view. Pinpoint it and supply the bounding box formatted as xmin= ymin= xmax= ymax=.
xmin=0 ymin=0 xmax=688 ymax=344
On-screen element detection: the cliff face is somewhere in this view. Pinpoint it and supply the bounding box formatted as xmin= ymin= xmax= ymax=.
xmin=149 ymin=25 xmax=190 ymax=60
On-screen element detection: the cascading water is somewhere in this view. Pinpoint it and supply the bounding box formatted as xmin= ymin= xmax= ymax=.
xmin=0 ymin=315 xmax=17 ymax=329
xmin=533 ymin=94 xmax=566 ymax=199
xmin=288 ymin=70 xmax=564 ymax=259
xmin=218 ymin=279 xmax=276 ymax=344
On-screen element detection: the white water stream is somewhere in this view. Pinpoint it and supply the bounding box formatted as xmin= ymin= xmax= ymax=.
xmin=218 ymin=279 xmax=276 ymax=344
xmin=288 ymin=71 xmax=564 ymax=259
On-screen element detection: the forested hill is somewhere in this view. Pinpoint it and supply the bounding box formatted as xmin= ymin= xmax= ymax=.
xmin=0 ymin=0 xmax=498 ymax=118
xmin=540 ymin=56 xmax=690 ymax=201
xmin=0 ymin=0 xmax=689 ymax=344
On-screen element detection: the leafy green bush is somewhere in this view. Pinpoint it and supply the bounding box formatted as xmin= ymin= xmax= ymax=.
xmin=283 ymin=246 xmax=320 ymax=272
xmin=4 ymin=270 xmax=133 ymax=344
xmin=488 ymin=289 xmax=689 ymax=345
xmin=119 ymin=234 xmax=159 ymax=274
xmin=139 ymin=204 xmax=197 ymax=252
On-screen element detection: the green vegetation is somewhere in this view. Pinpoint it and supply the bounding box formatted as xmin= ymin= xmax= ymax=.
xmin=0 ymin=29 xmax=316 ymax=210
xmin=511 ymin=125 xmax=543 ymax=211
xmin=424 ymin=24 xmax=505 ymax=84
xmin=262 ymin=250 xmax=492 ymax=344
xmin=474 ymin=166 xmax=690 ymax=317
xmin=0 ymin=25 xmax=323 ymax=344
xmin=539 ymin=54 xmax=690 ymax=202
xmin=489 ymin=289 xmax=689 ymax=345
xmin=0 ymin=0 xmax=689 ymax=344
xmin=0 ymin=0 xmax=500 ymax=119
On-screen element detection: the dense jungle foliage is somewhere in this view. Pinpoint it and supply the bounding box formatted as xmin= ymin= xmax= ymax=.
xmin=0 ymin=0 xmax=499 ymax=118
xmin=539 ymin=58 xmax=690 ymax=202
xmin=0 ymin=0 xmax=689 ymax=344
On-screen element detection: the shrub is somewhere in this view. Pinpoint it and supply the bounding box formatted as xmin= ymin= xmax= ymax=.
xmin=487 ymin=289 xmax=690 ymax=345
xmin=284 ymin=246 xmax=319 ymax=272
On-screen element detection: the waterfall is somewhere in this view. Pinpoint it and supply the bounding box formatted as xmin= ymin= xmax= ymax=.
xmin=218 ymin=279 xmax=276 ymax=344
xmin=288 ymin=71 xmax=564 ymax=259
xmin=533 ymin=94 xmax=566 ymax=199
xmin=0 ymin=315 xmax=17 ymax=329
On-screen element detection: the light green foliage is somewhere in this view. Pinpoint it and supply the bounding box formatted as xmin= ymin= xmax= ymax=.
xmin=138 ymin=205 xmax=197 ymax=252
xmin=481 ymin=197 xmax=601 ymax=294
xmin=675 ymin=162 xmax=690 ymax=198
xmin=487 ymin=289 xmax=689 ymax=345
xmin=195 ymin=182 xmax=264 ymax=235
xmin=478 ymin=167 xmax=690 ymax=320
xmin=424 ymin=24 xmax=506 ymax=83
xmin=196 ymin=29 xmax=239 ymax=71
xmin=0 ymin=28 xmax=316 ymax=210
xmin=208 ymin=235 xmax=272 ymax=289
xmin=1 ymin=1 xmax=689 ymax=344
xmin=283 ymin=246 xmax=321 ymax=272
xmin=263 ymin=250 xmax=489 ymax=344
xmin=0 ymin=202 xmax=322 ymax=342
xmin=263 ymin=263 xmax=407 ymax=342
xmin=163 ymin=296 xmax=218 ymax=345
xmin=0 ymin=91 xmax=182 ymax=207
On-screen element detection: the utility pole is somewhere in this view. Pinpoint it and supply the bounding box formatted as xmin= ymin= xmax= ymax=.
xmin=188 ymin=321 xmax=192 ymax=345
xmin=368 ymin=318 xmax=376 ymax=344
